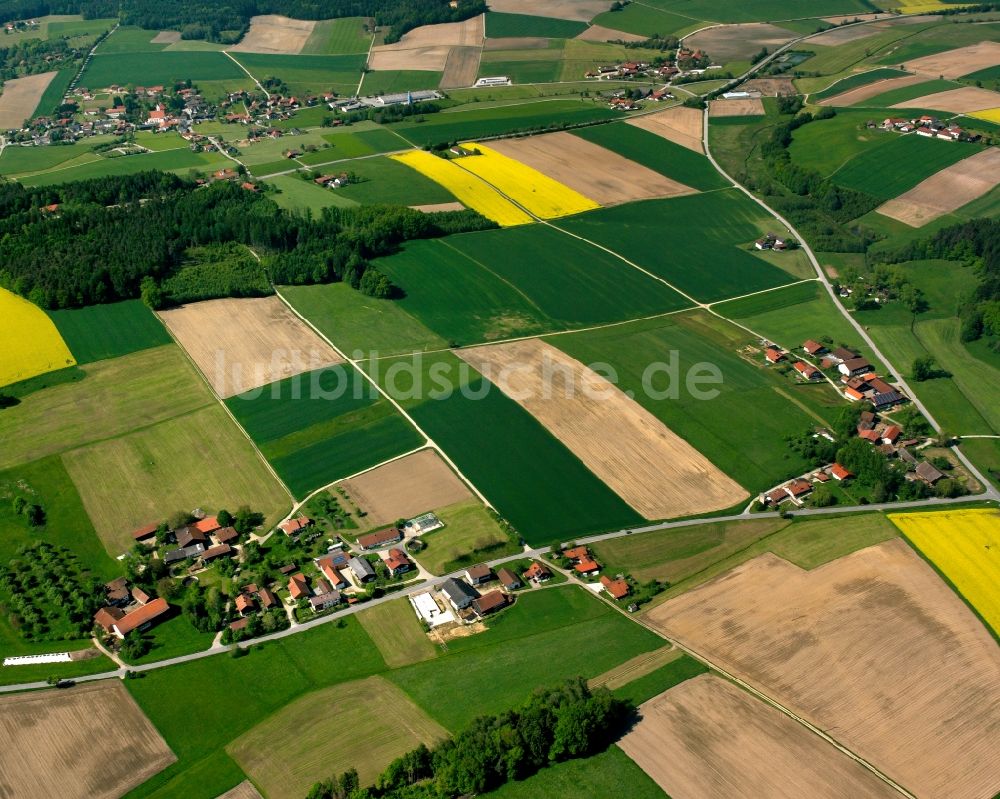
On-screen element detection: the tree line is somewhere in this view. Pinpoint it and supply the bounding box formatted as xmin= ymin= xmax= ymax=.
xmin=306 ymin=678 xmax=632 ymax=799
xmin=0 ymin=171 xmax=495 ymax=309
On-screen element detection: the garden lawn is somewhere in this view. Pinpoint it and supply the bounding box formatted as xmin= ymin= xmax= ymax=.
xmin=572 ymin=122 xmax=729 ymax=190
xmin=47 ymin=300 xmax=171 ymax=364
xmin=415 ymin=499 xmax=520 ymax=575
xmin=556 ymin=191 xmax=797 ymax=302
xmin=371 ymin=351 xmax=642 ymax=543
xmin=80 ymin=51 xmax=243 ymax=86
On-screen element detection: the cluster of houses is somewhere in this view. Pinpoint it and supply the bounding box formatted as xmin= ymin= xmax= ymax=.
xmin=585 ymin=46 xmax=715 ymax=84
xmin=3 ymin=18 xmax=39 ymax=33
xmin=93 ymin=578 xmax=170 ymax=640
xmin=313 ymin=172 xmax=355 ymax=189
xmin=557 ymin=546 xmax=632 ymax=602
xmin=878 ymin=115 xmax=973 ymax=142
xmin=754 ymin=232 xmax=793 ymax=251
xmin=229 ymin=583 xmax=280 ymax=635
xmin=131 ymin=514 xmax=241 ymax=568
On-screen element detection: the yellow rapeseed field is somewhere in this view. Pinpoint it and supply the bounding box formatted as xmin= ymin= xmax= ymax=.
xmin=0 ymin=287 xmax=75 ymax=387
xmin=969 ymin=107 xmax=1000 ymax=124
xmin=390 ymin=150 xmax=533 ymax=227
xmin=896 ymin=0 xmax=972 ymax=12
xmin=889 ymin=509 xmax=1000 ymax=634
xmin=456 ymin=144 xmax=600 ymax=219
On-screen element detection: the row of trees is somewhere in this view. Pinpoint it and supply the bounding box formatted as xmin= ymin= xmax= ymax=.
xmin=306 ymin=678 xmax=632 ymax=799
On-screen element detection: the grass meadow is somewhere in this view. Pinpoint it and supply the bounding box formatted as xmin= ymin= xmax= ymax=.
xmin=788 ymin=109 xmax=897 ymax=178
xmin=18 ymin=148 xmax=229 ymax=186
xmin=47 ymin=300 xmax=171 ymax=364
xmin=591 ymin=4 xmax=700 ymax=37
xmin=484 ymin=12 xmax=587 ymax=38
xmin=301 ymin=17 xmax=371 ymax=55
xmin=267 ymin=174 xmax=359 ymax=212
xmin=229 ymin=53 xmax=366 ymax=95
xmin=361 ymin=70 xmax=443 ymax=94
xmin=333 ymin=155 xmax=459 ymax=205
xmin=415 ymin=499 xmax=521 ymax=574
xmin=810 ymin=68 xmax=910 ymax=102
xmin=80 ymin=51 xmax=243 ymax=86
xmin=356 ymin=600 xmax=439 ymax=667
xmin=861 ymin=78 xmax=959 ymax=108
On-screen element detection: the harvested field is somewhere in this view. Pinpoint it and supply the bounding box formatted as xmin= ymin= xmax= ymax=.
xmin=0 ymin=71 xmax=56 ymax=128
xmin=903 ymin=40 xmax=1000 ymax=78
xmin=150 ymin=30 xmax=181 ymax=44
xmin=338 ymin=448 xmax=472 ymax=529
xmin=627 ymin=105 xmax=703 ymax=152
xmin=686 ymin=23 xmax=797 ymax=63
xmin=645 ymin=539 xmax=1000 ymax=799
xmin=228 ymin=676 xmax=447 ymax=799
xmin=216 ymin=782 xmax=264 ymax=799
xmin=457 ymin=339 xmax=747 ymax=519
xmin=440 ymin=44 xmax=482 ymax=88
xmin=370 ymin=15 xmax=483 ymax=71
xmin=485 ymin=0 xmax=608 ymax=22
xmin=229 ymin=15 xmax=316 ymax=54
xmin=808 ymin=22 xmax=887 ymax=46
xmin=741 ymin=77 xmax=795 ymax=96
xmin=877 ymin=146 xmax=1000 ymax=226
xmin=0 ymin=681 xmax=175 ymax=799
xmin=487 ymin=130 xmax=696 ymax=205
xmin=818 ymin=73 xmax=927 ymax=105
xmin=620 ymin=674 xmax=902 ymax=799
xmin=483 ymin=36 xmax=549 ymax=49
xmin=891 ymin=85 xmax=1000 ymax=112
xmin=709 ymin=97 xmax=765 ymax=116
xmin=575 ymin=24 xmax=646 ymax=43
xmin=410 ymin=201 xmax=466 ymax=212
xmin=158 ymin=296 xmax=343 ymax=398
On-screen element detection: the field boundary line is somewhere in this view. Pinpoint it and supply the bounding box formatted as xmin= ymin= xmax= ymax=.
xmin=435 ymin=238 xmax=548 ymax=316
xmin=706 ymin=277 xmax=817 ymax=308
xmin=223 ymin=51 xmax=266 ymax=93
xmin=356 ymin=19 xmax=379 ymax=96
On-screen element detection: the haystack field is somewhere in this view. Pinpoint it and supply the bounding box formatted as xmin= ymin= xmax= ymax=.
xmin=903 ymin=40 xmax=1000 ymax=78
xmin=440 ymin=45 xmax=482 ymax=88
xmin=878 ymin=147 xmax=1000 ymax=226
xmin=158 ymin=296 xmax=343 ymax=398
xmin=576 ymin=24 xmax=647 ymax=43
xmin=627 ymin=105 xmax=703 ymax=152
xmin=338 ymin=448 xmax=473 ymax=529
xmin=686 ymin=23 xmax=796 ymax=63
xmin=709 ymin=97 xmax=765 ymax=117
xmin=891 ymin=85 xmax=1000 ymax=112
xmin=644 ymin=539 xmax=1000 ymax=799
xmin=369 ymin=16 xmax=483 ymax=71
xmin=620 ymin=674 xmax=902 ymax=799
xmin=229 ymin=15 xmax=316 ymax=54
xmin=0 ymin=71 xmax=56 ymax=129
xmin=817 ymin=73 xmax=928 ymax=106
xmin=485 ymin=0 xmax=608 ymax=21
xmin=457 ymin=339 xmax=747 ymax=519
xmin=488 ymin=131 xmax=697 ymax=205
xmin=0 ymin=681 xmax=175 ymax=799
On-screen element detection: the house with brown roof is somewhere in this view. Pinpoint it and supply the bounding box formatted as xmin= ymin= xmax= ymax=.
xmin=830 ymin=463 xmax=852 ymax=481
xmin=600 ymin=575 xmax=630 ymax=600
xmin=522 ymin=562 xmax=551 ymax=584
xmin=310 ymin=591 xmax=342 ymax=612
xmin=215 ymin=526 xmax=239 ymax=544
xmin=96 ymin=597 xmax=170 ymax=639
xmin=382 ymin=548 xmax=413 ymax=577
xmin=132 ymin=523 xmax=158 ymax=544
xmin=784 ymin=479 xmax=812 ymax=504
xmin=278 ymin=563 xmax=298 ymax=575
xmin=763 ymin=487 xmax=788 ymax=506
xmin=235 ymin=593 xmax=256 ymax=616
xmin=200 ymin=543 xmax=234 ymax=563
xmin=472 ymin=590 xmax=508 ymax=617
xmin=465 ymin=564 xmax=492 ymax=585
xmin=803 ymin=340 xmax=826 ymax=356
xmin=497 ymin=568 xmax=521 ymax=590
xmin=915 ymin=461 xmax=944 ymax=485
xmin=131 ymin=586 xmax=151 ymax=605
xmin=358 ymin=527 xmax=403 ymax=550
xmin=279 ymin=517 xmax=312 ymax=536
xmin=175 ymin=526 xmax=208 ymax=549
xmin=258 ymin=587 xmax=279 ymax=609
xmin=105 ymin=577 xmax=130 ymax=606
xmin=793 ymin=361 xmax=822 ymax=380
xmin=839 ymin=357 xmax=873 ymax=378
xmin=288 ymin=573 xmax=310 ymax=601
xmin=229 ymin=617 xmax=249 ymax=633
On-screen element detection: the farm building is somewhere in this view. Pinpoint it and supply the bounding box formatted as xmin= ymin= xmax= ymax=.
xmin=600 ymin=575 xmax=630 ymax=600
xmin=200 ymin=543 xmax=233 ymax=563
xmin=405 ymin=513 xmax=444 ymax=535
xmin=175 ymin=526 xmax=208 ymax=549
xmin=839 ymin=357 xmax=873 ymax=377
xmin=94 ymin=597 xmax=170 ymax=639
xmin=465 ymin=564 xmax=492 ymax=585
xmin=163 ymin=543 xmax=205 ymax=564
xmin=349 ymin=556 xmax=376 ymax=583
xmin=216 ymin=526 xmax=239 ymax=544
xmin=915 ymin=461 xmax=945 ymax=485
xmin=497 ymin=568 xmax=521 ymax=590
xmin=440 ymin=577 xmax=479 ymax=612
xmin=358 ymin=528 xmax=403 ymax=550
xmin=132 ymin=523 xmax=158 ymax=544
xmin=472 ymin=590 xmax=508 ymax=617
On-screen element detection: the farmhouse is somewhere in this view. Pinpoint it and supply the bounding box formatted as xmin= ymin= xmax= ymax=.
xmin=288 ymin=572 xmax=311 ymax=601
xmin=523 ymin=562 xmax=551 ymax=584
xmin=915 ymin=461 xmax=945 ymax=485
xmin=309 ymin=591 xmax=342 ymax=612
xmin=828 ymin=347 xmax=858 ymax=364
xmin=472 ymin=590 xmax=508 ymax=617
xmin=95 ymin=597 xmax=170 ymax=639
xmin=358 ymin=527 xmax=403 ymax=550
xmin=600 ymin=575 xmax=630 ymax=600
xmin=839 ymin=357 xmax=873 ymax=377
xmin=318 ymin=557 xmax=349 ymax=589
xmin=497 ymin=568 xmax=521 ymax=590
xmin=872 ymin=390 xmax=907 ymax=411
xmin=175 ymin=526 xmax=208 ymax=549
xmin=803 ymin=340 xmax=827 ymax=356
xmin=215 ymin=526 xmax=239 ymax=545
xmin=105 ymin=577 xmax=130 ymax=606
xmin=793 ymin=361 xmax=822 ymax=380
xmin=465 ymin=564 xmax=492 ymax=585
xmin=279 ymin=516 xmax=312 ymax=536
xmin=200 ymin=543 xmax=234 ymax=563
xmin=163 ymin=543 xmax=205 ymax=564
xmin=440 ymin=577 xmax=479 ymax=612
xmin=382 ymin=548 xmax=413 ymax=577
xmin=348 ymin=556 xmax=376 ymax=583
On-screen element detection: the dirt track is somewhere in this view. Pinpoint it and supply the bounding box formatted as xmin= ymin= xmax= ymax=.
xmin=878 ymin=146 xmax=1000 ymax=226
xmin=686 ymin=23 xmax=797 ymax=63
xmin=0 ymin=681 xmax=175 ymax=799
xmin=709 ymin=98 xmax=765 ymax=117
xmin=644 ymin=539 xmax=1000 ymax=799
xmin=0 ymin=71 xmax=56 ymax=129
xmin=903 ymin=40 xmax=1000 ymax=78
xmin=488 ymin=131 xmax=696 ymax=205
xmin=457 ymin=339 xmax=747 ymax=519
xmin=158 ymin=296 xmax=343 ymax=398
xmin=891 ymin=85 xmax=1000 ymax=113
xmin=627 ymin=105 xmax=704 ymax=152
xmin=817 ymin=73 xmax=928 ymax=106
xmin=338 ymin=449 xmax=472 ymax=530
xmin=620 ymin=674 xmax=902 ymax=799
xmin=440 ymin=45 xmax=482 ymax=88
xmin=229 ymin=15 xmax=316 ymax=54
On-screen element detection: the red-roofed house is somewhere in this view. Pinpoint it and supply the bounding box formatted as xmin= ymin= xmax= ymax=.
xmin=599 ymin=575 xmax=630 ymax=600
xmin=279 ymin=517 xmax=313 ymax=536
xmin=194 ymin=516 xmax=220 ymax=534
xmin=575 ymin=558 xmax=601 ymax=576
xmin=785 ymin=479 xmax=812 ymax=503
xmin=289 ymin=573 xmax=310 ymax=601
xmin=523 ymin=562 xmax=551 ymax=584
xmin=765 ymin=347 xmax=785 ymax=364
xmin=793 ymin=361 xmax=822 ymax=380
xmin=382 ymin=548 xmax=413 ymax=577
xmin=802 ymin=340 xmax=826 ymax=356
xmin=318 ymin=559 xmax=349 ymax=589
xmin=844 ymin=386 xmax=865 ymax=402
xmin=235 ymin=593 xmax=256 ymax=616
xmin=882 ymin=425 xmax=901 ymax=445
xmin=562 ymin=546 xmax=590 ymax=562
xmin=108 ymin=598 xmax=170 ymax=638
xmin=357 ymin=527 xmax=402 ymax=550
xmin=831 ymin=463 xmax=852 ymax=481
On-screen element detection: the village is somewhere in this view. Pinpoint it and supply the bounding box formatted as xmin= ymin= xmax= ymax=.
xmin=877 ymin=114 xmax=978 ymax=143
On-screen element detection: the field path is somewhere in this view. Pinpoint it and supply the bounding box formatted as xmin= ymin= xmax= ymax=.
xmin=223 ymin=51 xmax=267 ymax=93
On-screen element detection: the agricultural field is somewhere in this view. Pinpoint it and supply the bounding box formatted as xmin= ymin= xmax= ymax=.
xmin=556 ymin=191 xmax=798 ymax=302
xmin=266 ymin=173 xmax=358 ymax=212
xmin=228 ymin=676 xmax=447 ymax=798
xmin=225 ymin=365 xmax=423 ymax=497
xmin=686 ymin=22 xmax=798 ymax=66
xmin=0 ymin=287 xmax=75 ymax=387
xmin=47 ymin=300 xmax=171 ymax=364
xmin=890 ymin=509 xmax=1000 ymax=635
xmin=0 ymin=681 xmax=175 ymax=799
xmin=18 ymin=148 xmax=231 ymax=187
xmin=228 ymin=15 xmax=316 ymax=54
xmin=322 ymin=155 xmax=459 ymax=206
xmin=413 ymin=498 xmax=521 ymax=574
xmin=484 ymin=12 xmax=588 ymax=38
xmin=0 ymin=71 xmax=58 ymax=129
xmin=372 ymin=227 xmax=689 ymax=346
xmin=810 ymin=67 xmax=912 ymax=102
xmin=391 ymin=150 xmax=531 ymax=225
xmin=626 ymin=105 xmax=705 ymax=152
xmin=301 ymin=17 xmax=372 ymax=55
xmin=229 ymin=53 xmax=367 ymax=95
xmin=621 ymin=674 xmax=901 ymax=799
xmin=62 ymin=403 xmax=290 ymax=554
xmin=80 ymin=51 xmax=244 ymax=88
xmin=861 ymin=77 xmax=959 ymax=107
xmin=900 ymin=38 xmax=1000 ymax=79
xmin=356 ymin=601 xmax=439 ymax=667
xmin=457 ymin=339 xmax=746 ymax=519
xmin=336 ymin=448 xmax=473 ymax=531
xmin=371 ymin=350 xmax=642 ymax=543
xmin=158 ymin=295 xmax=343 ymax=398
xmin=646 ymin=538 xmax=1000 ymax=799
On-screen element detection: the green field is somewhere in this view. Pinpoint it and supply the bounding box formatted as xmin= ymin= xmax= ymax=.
xmin=810 ymin=68 xmax=911 ymax=102
xmin=861 ymin=78 xmax=960 ymax=108
xmin=479 ymin=58 xmax=561 ymax=84
xmin=301 ymin=17 xmax=372 ymax=54
xmin=18 ymin=148 xmax=229 ymax=187
xmin=80 ymin=51 xmax=244 ymax=86
xmin=225 ymin=366 xmax=424 ymax=496
xmin=830 ymin=135 xmax=982 ymax=200
xmin=374 ymin=226 xmax=690 ymax=347
xmin=229 ymin=53 xmax=366 ymax=94
xmin=318 ymin=128 xmax=407 ymax=158
xmin=356 ymin=601 xmax=439 ymax=667
xmin=32 ymin=68 xmax=76 ymax=118
xmin=552 ymin=311 xmax=842 ymax=493
xmin=62 ymin=403 xmax=291 ymax=555
xmin=484 ymin=12 xmax=587 ymax=38
xmin=572 ymin=122 xmax=729 ymax=190
xmin=266 ymin=173 xmax=359 ymax=212
xmin=332 ymin=155 xmax=458 ymax=205
xmin=361 ymin=70 xmax=443 ymax=94
xmin=644 ymin=0 xmax=875 ymax=22
xmin=95 ymin=25 xmax=167 ymax=53
xmin=591 ymin=4 xmax=701 ymax=37
xmin=876 ymin=20 xmax=1000 ymax=66
xmin=415 ymin=499 xmax=521 ymax=574
xmin=372 ymin=351 xmax=642 ymax=543
xmin=392 ymin=100 xmax=618 ymax=147
xmin=0 ymin=136 xmax=114 ymax=176
xmin=788 ymin=109 xmax=897 ymax=177
xmin=47 ymin=300 xmax=171 ymax=364
xmin=557 ymin=191 xmax=797 ymax=302
xmin=281 ymin=282 xmax=446 ymax=356
xmin=607 ymin=653 xmax=709 ymax=707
